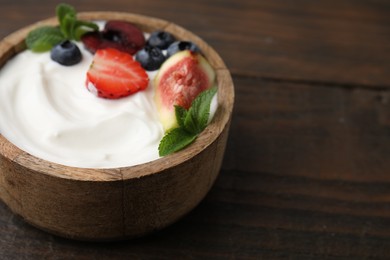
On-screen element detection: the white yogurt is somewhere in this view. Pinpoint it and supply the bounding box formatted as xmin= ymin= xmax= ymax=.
xmin=0 ymin=44 xmax=164 ymax=168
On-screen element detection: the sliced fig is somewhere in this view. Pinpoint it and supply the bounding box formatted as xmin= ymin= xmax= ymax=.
xmin=154 ymin=50 xmax=216 ymax=131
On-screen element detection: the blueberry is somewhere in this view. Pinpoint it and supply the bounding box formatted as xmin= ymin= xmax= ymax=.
xmin=147 ymin=31 xmax=175 ymax=50
xmin=135 ymin=46 xmax=166 ymax=71
xmin=166 ymin=41 xmax=200 ymax=57
xmin=50 ymin=40 xmax=82 ymax=66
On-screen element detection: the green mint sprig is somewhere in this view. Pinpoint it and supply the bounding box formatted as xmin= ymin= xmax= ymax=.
xmin=158 ymin=87 xmax=217 ymax=156
xmin=25 ymin=26 xmax=65 ymax=53
xmin=25 ymin=3 xmax=98 ymax=52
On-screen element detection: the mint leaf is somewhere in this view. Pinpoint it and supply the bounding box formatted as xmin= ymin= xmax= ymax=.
xmin=175 ymin=105 xmax=187 ymax=128
xmin=184 ymin=87 xmax=217 ymax=134
xmin=72 ymin=20 xmax=99 ymax=40
xmin=25 ymin=4 xmax=98 ymax=52
xmin=158 ymin=87 xmax=218 ymax=156
xmin=25 ymin=26 xmax=65 ymax=52
xmin=183 ymin=110 xmax=198 ymax=134
xmin=56 ymin=3 xmax=76 ymax=26
xmin=60 ymin=12 xmax=76 ymax=39
xmin=158 ymin=128 xmax=197 ymax=157
xmin=56 ymin=3 xmax=98 ymax=40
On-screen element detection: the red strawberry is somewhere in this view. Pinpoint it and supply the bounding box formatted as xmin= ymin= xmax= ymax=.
xmin=81 ymin=20 xmax=145 ymax=55
xmin=86 ymin=48 xmax=149 ymax=99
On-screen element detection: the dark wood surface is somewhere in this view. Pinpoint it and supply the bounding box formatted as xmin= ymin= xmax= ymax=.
xmin=1 ymin=0 xmax=390 ymax=258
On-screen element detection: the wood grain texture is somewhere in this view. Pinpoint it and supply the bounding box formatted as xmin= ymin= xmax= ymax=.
xmin=225 ymin=77 xmax=390 ymax=181
xmin=0 ymin=0 xmax=390 ymax=258
xmin=1 ymin=0 xmax=390 ymax=87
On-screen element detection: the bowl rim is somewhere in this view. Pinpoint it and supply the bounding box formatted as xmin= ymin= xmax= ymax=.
xmin=0 ymin=11 xmax=234 ymax=182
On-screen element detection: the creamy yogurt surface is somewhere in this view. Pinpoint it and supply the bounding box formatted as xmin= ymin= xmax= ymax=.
xmin=0 ymin=44 xmax=164 ymax=168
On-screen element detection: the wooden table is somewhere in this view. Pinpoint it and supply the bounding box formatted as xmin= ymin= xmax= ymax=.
xmin=1 ymin=0 xmax=389 ymax=258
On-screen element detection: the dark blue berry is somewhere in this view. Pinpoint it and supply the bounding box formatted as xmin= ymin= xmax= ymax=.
xmin=135 ymin=46 xmax=166 ymax=71
xmin=50 ymin=40 xmax=82 ymax=66
xmin=147 ymin=31 xmax=175 ymax=50
xmin=166 ymin=41 xmax=200 ymax=57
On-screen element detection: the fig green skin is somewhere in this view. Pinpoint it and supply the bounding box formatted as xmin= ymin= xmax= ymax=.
xmin=154 ymin=50 xmax=216 ymax=131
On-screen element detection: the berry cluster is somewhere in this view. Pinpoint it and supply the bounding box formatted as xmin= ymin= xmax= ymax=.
xmin=25 ymin=5 xmax=207 ymax=100
xmin=79 ymin=20 xmax=203 ymax=99
xmin=135 ymin=31 xmax=200 ymax=71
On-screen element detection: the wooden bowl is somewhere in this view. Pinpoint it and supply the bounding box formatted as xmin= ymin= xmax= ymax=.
xmin=0 ymin=12 xmax=234 ymax=241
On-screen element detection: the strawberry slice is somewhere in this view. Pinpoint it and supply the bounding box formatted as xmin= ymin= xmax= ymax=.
xmin=86 ymin=48 xmax=149 ymax=99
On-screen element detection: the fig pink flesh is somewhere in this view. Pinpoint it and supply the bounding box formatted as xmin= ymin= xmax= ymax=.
xmin=158 ymin=55 xmax=210 ymax=110
xmin=155 ymin=51 xmax=215 ymax=131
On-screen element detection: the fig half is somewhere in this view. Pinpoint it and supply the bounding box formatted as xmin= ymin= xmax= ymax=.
xmin=154 ymin=50 xmax=216 ymax=131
